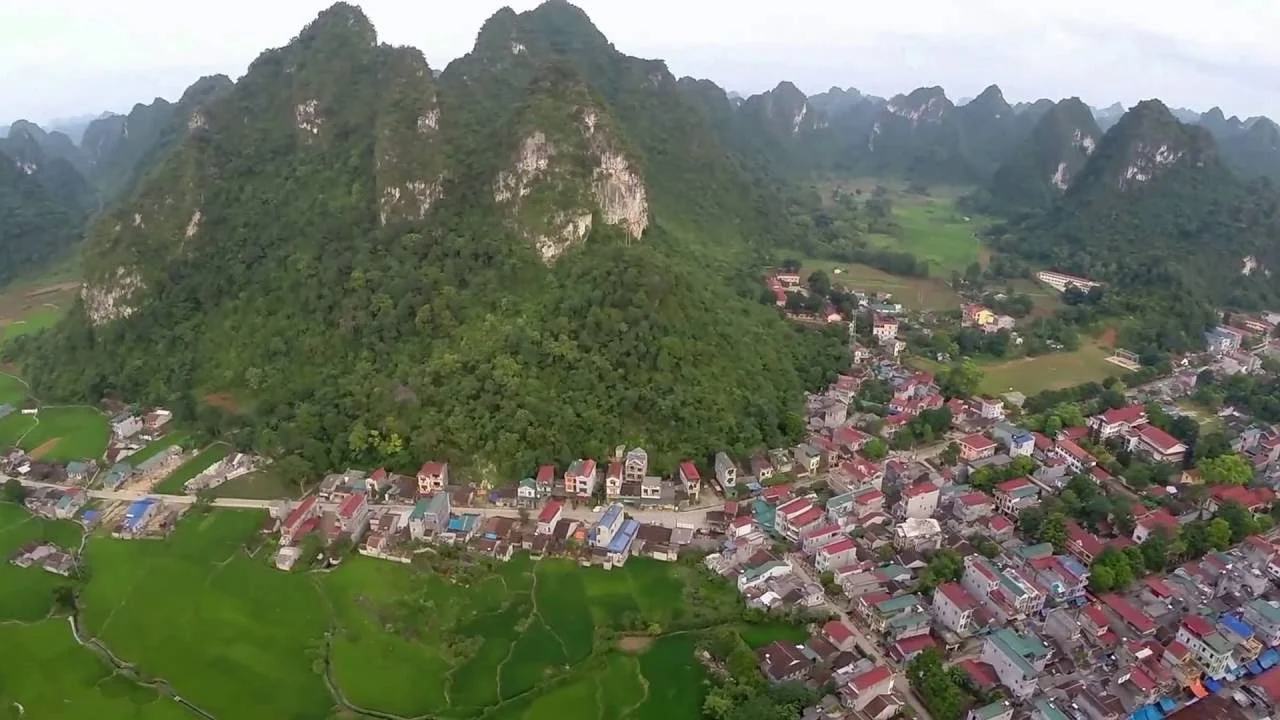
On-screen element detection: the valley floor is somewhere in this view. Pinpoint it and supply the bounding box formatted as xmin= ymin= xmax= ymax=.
xmin=0 ymin=503 xmax=800 ymax=720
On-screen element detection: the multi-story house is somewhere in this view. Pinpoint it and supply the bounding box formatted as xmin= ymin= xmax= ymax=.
xmin=535 ymin=464 xmax=556 ymax=497
xmin=871 ymin=313 xmax=898 ymax=343
xmin=1088 ymin=404 xmax=1147 ymax=440
xmin=1176 ymin=615 xmax=1235 ymax=680
xmin=1132 ymin=509 xmax=1179 ymax=543
xmin=932 ymin=582 xmax=980 ymax=636
xmin=536 ymin=500 xmax=563 ymax=535
xmin=416 ymin=461 xmax=449 ymax=495
xmin=565 ymin=458 xmax=600 ymax=497
xmin=1053 ymin=439 xmax=1095 ymax=473
xmin=623 ymin=448 xmax=648 ymax=484
xmin=281 ymin=496 xmax=319 ymax=545
xmin=793 ymin=444 xmax=821 ymax=476
xmin=959 ymin=433 xmax=998 ymax=462
xmin=678 ymin=460 xmax=701 ymax=500
xmin=409 ymin=492 xmax=450 ymax=539
xmin=714 ymin=452 xmax=737 ymax=493
xmin=604 ymin=461 xmax=623 ymax=500
xmin=981 ymin=628 xmax=1052 ymax=699
xmin=897 ymin=481 xmax=940 ymax=519
xmin=800 ymin=523 xmax=843 ymax=554
xmin=991 ymin=422 xmax=1033 ymax=457
xmin=952 ymin=492 xmax=994 ymax=523
xmin=1243 ymin=599 xmax=1280 ymax=648
xmin=336 ymin=491 xmax=371 ymax=541
xmin=851 ymin=489 xmax=885 ymax=519
xmin=775 ymin=497 xmax=820 ymax=541
xmin=1026 ymin=554 xmax=1090 ymax=605
xmin=994 ymin=477 xmax=1040 ymax=516
xmin=1131 ymin=425 xmax=1187 ymax=465
xmin=815 ymin=537 xmax=859 ymax=571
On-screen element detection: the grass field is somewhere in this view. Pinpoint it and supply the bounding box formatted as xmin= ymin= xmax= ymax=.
xmin=0 ymin=373 xmax=27 ymax=406
xmin=0 ymin=621 xmax=190 ymax=720
xmin=0 ymin=411 xmax=37 ymax=449
xmin=9 ymin=505 xmax=785 ymax=720
xmin=977 ymin=342 xmax=1127 ymax=396
xmin=153 ymin=443 xmax=230 ymax=494
xmin=797 ymin=258 xmax=962 ymax=312
xmin=210 ymin=466 xmax=301 ymax=500
xmin=0 ymin=305 xmax=64 ymax=346
xmin=0 ymin=502 xmax=82 ymax=622
xmin=18 ymin=406 xmax=110 ymax=462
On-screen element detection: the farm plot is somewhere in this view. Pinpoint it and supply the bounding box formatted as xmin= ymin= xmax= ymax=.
xmin=18 ymin=406 xmax=109 ymax=462
xmin=0 ymin=502 xmax=82 ymax=622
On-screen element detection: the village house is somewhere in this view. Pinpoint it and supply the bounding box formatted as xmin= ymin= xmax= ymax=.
xmin=678 ymin=460 xmax=701 ymax=500
xmin=1130 ymin=425 xmax=1188 ymax=465
xmin=838 ymin=666 xmax=894 ymax=712
xmin=565 ymin=458 xmax=600 ymax=497
xmin=776 ymin=497 xmax=826 ymax=541
xmin=1025 ymin=554 xmax=1090 ymax=605
xmin=993 ymin=477 xmax=1040 ymax=516
xmin=952 ymin=492 xmax=995 ymax=523
xmin=336 ymin=492 xmax=371 ymax=542
xmin=143 ymin=408 xmax=173 ymax=431
xmin=1132 ymin=509 xmax=1180 ymax=543
xmin=118 ymin=498 xmax=159 ymax=538
xmin=815 ymin=537 xmax=859 ymax=572
xmin=1101 ymin=593 xmax=1157 ymax=636
xmin=1036 ymin=270 xmax=1100 ymax=293
xmin=962 ymin=303 xmax=996 ymax=329
xmin=1176 ymin=614 xmax=1235 ymax=679
xmin=893 ymin=518 xmax=941 ymax=551
xmin=1204 ymin=325 xmax=1244 ymax=355
xmin=54 ymin=488 xmax=87 ymax=520
xmin=932 ymin=581 xmax=981 ymax=636
xmin=1088 ymin=404 xmax=1148 ymax=440
xmin=409 ymin=493 xmax=450 ymax=539
xmin=980 ymin=628 xmax=1052 ymax=699
xmin=281 ymin=496 xmax=320 ymax=545
xmin=64 ymin=460 xmax=96 ymax=483
xmin=871 ymin=313 xmax=898 ymax=344
xmin=959 ymin=433 xmax=998 ymax=462
xmin=110 ymin=413 xmax=143 ymax=439
xmin=1053 ymin=438 xmax=1095 ymax=473
xmin=757 ymin=640 xmax=810 ymax=683
xmin=1242 ymin=599 xmax=1280 ymax=648
xmin=605 ymin=461 xmax=624 ymax=500
xmin=416 ymin=461 xmax=448 ymax=495
xmin=714 ymin=452 xmax=738 ymax=493
xmin=623 ymin=447 xmax=648 ymax=484
xmin=536 ymin=500 xmax=564 ymax=535
xmin=897 ymin=481 xmax=939 ymax=519
xmin=991 ymin=422 xmax=1033 ymax=457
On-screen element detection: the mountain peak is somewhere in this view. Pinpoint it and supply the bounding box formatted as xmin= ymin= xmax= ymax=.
xmin=303 ymin=2 xmax=376 ymax=43
xmin=473 ymin=0 xmax=610 ymax=59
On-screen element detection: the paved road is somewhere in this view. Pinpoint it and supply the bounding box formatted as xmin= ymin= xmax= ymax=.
xmin=12 ymin=478 xmax=715 ymax=528
xmin=786 ymin=554 xmax=934 ymax=720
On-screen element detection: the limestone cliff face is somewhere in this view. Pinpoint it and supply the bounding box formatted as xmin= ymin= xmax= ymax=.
xmin=374 ymin=47 xmax=448 ymax=225
xmin=494 ymin=99 xmax=647 ymax=263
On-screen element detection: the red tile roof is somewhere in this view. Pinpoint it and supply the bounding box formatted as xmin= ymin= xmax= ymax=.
xmin=777 ymin=497 xmax=813 ymax=517
xmin=1102 ymin=594 xmax=1156 ymax=634
xmin=1252 ymin=665 xmax=1280 ymax=701
xmin=607 ymin=461 xmax=622 ymax=480
xmin=995 ymin=476 xmax=1033 ymax=493
xmin=937 ymin=582 xmax=977 ymax=611
xmin=1061 ymin=426 xmax=1088 ymax=441
xmin=537 ymin=500 xmax=563 ymax=524
xmin=892 ymin=634 xmax=937 ymax=658
xmin=1099 ymin=405 xmax=1146 ymax=426
xmin=957 ymin=492 xmax=992 ymax=507
xmin=987 ymin=515 xmax=1013 ymax=532
xmin=679 ymin=460 xmax=700 ymax=481
xmin=958 ymin=659 xmax=999 ymax=690
xmin=850 ymin=665 xmax=893 ymax=691
xmin=283 ymin=495 xmax=317 ymax=531
xmin=1164 ymin=640 xmax=1190 ymax=660
xmin=418 ymin=461 xmax=445 ymax=477
xmin=823 ymin=620 xmax=854 ymax=645
xmin=960 ymin=433 xmax=997 ymax=450
xmin=853 ymin=489 xmax=885 ymax=505
xmin=819 ymin=537 xmax=856 ymax=557
xmin=1137 ymin=425 xmax=1184 ymax=453
xmin=1057 ymin=439 xmax=1093 ymax=463
xmin=1032 ymin=432 xmax=1053 ymax=451
xmin=791 ymin=507 xmax=825 ymax=528
xmin=1144 ymin=576 xmax=1175 ymax=598
xmin=337 ymin=492 xmax=366 ymax=520
xmin=536 ymin=464 xmax=555 ymax=483
xmin=904 ymin=481 xmax=939 ymax=497
xmin=1128 ymin=666 xmax=1156 ymax=693
xmin=1139 ymin=510 xmax=1179 ymax=533
xmin=1083 ymin=604 xmax=1110 ymax=630
xmin=1181 ymin=614 xmax=1216 ymax=638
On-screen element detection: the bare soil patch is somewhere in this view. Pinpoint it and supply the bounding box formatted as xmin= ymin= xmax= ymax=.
xmin=1097 ymin=326 xmax=1118 ymax=349
xmin=203 ymin=393 xmax=242 ymax=413
xmin=617 ymin=636 xmax=655 ymax=653
xmin=28 ymin=438 xmax=60 ymax=460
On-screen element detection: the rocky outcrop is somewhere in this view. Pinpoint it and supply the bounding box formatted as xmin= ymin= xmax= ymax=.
xmin=82 ymin=268 xmax=144 ymax=326
xmin=494 ymin=101 xmax=649 ymax=263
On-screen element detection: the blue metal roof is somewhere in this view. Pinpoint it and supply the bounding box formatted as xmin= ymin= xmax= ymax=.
xmin=599 ymin=503 xmax=623 ymax=529
xmin=1203 ymin=678 xmax=1223 ymax=694
xmin=1222 ymin=614 xmax=1254 ymax=639
xmin=1248 ymin=661 xmax=1264 ymax=675
xmin=1261 ymin=648 xmax=1280 ymax=669
xmin=1158 ymin=698 xmax=1177 ymax=713
xmin=606 ymin=518 xmax=639 ymax=554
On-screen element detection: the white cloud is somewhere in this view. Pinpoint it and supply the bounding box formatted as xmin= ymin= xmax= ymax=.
xmin=2 ymin=0 xmax=1278 ymax=122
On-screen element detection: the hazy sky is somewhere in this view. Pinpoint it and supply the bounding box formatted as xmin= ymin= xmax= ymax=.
xmin=5 ymin=0 xmax=1280 ymax=124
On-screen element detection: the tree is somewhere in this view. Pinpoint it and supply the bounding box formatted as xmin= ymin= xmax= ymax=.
xmin=2 ymin=477 xmax=26 ymax=504
xmin=1038 ymin=512 xmax=1069 ymax=553
xmin=938 ymin=358 xmax=983 ymax=398
xmin=907 ymin=649 xmax=973 ymax=720
xmin=1206 ymin=518 xmax=1232 ymax=550
xmin=1196 ymin=453 xmax=1253 ymax=486
xmin=1042 ymin=415 xmax=1063 ymax=438
xmin=1088 ymin=564 xmax=1115 ymax=593
xmin=862 ymin=438 xmax=889 ymax=461
xmin=807 ymin=270 xmax=831 ymax=298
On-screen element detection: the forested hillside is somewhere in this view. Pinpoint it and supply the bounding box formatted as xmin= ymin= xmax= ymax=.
xmin=12 ymin=1 xmax=847 ymax=479
xmin=0 ymin=147 xmax=88 ymax=286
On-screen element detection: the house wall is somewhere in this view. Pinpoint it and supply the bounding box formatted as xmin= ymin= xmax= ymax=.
xmin=980 ymin=641 xmax=1038 ymax=699
xmin=931 ymin=592 xmax=973 ymax=634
